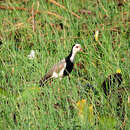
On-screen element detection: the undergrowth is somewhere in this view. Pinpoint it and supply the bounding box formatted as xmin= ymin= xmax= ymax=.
xmin=0 ymin=0 xmax=129 ymax=129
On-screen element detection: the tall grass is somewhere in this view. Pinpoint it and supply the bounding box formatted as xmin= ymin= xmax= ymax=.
xmin=0 ymin=0 xmax=129 ymax=129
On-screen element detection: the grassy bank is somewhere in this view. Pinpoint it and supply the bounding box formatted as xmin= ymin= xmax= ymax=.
xmin=0 ymin=0 xmax=129 ymax=129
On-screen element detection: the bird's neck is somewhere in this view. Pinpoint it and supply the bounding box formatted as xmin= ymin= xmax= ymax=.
xmin=66 ymin=50 xmax=76 ymax=63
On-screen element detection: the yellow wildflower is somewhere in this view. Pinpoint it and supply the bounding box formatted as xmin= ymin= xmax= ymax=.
xmin=116 ymin=68 xmax=121 ymax=73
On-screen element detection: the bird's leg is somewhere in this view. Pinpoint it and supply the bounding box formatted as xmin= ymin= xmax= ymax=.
xmin=68 ymin=75 xmax=71 ymax=81
xmin=68 ymin=75 xmax=73 ymax=87
xmin=49 ymin=81 xmax=52 ymax=86
xmin=48 ymin=78 xmax=54 ymax=86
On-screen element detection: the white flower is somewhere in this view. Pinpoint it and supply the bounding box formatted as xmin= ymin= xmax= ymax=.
xmin=28 ymin=50 xmax=35 ymax=59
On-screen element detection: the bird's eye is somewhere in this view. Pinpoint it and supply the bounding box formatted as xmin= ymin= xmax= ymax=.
xmin=76 ymin=46 xmax=79 ymax=48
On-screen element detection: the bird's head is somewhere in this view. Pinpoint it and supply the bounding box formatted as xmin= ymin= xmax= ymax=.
xmin=72 ymin=43 xmax=82 ymax=54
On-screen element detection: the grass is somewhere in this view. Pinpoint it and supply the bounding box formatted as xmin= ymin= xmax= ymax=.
xmin=0 ymin=0 xmax=129 ymax=129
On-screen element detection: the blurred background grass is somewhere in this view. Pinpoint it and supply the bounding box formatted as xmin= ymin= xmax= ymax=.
xmin=0 ymin=0 xmax=129 ymax=129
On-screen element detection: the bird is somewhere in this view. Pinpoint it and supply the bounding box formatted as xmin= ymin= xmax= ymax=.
xmin=39 ymin=43 xmax=82 ymax=86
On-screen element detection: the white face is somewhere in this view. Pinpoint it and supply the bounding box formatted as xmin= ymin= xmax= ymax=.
xmin=72 ymin=44 xmax=82 ymax=54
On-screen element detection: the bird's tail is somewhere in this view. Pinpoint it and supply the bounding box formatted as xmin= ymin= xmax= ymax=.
xmin=39 ymin=77 xmax=45 ymax=87
xmin=39 ymin=74 xmax=51 ymax=87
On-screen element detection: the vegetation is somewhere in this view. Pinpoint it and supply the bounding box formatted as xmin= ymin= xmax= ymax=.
xmin=0 ymin=0 xmax=129 ymax=129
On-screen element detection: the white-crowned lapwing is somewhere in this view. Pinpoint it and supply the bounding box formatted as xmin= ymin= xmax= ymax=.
xmin=39 ymin=43 xmax=82 ymax=86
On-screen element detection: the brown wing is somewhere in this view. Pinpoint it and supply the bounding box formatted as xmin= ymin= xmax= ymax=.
xmin=39 ymin=59 xmax=66 ymax=86
xmin=51 ymin=59 xmax=66 ymax=74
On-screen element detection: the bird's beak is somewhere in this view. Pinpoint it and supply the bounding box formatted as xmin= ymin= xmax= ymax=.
xmin=80 ymin=48 xmax=83 ymax=52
